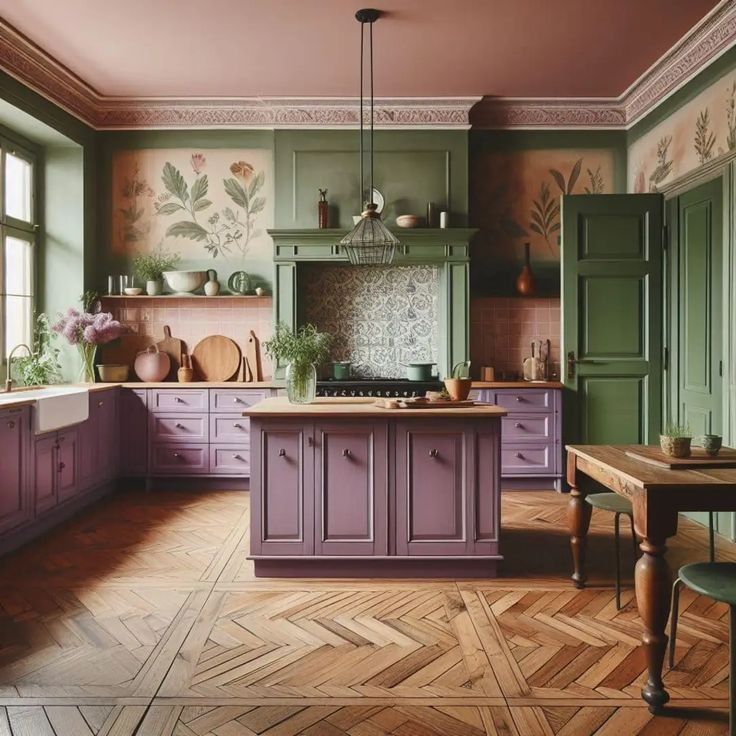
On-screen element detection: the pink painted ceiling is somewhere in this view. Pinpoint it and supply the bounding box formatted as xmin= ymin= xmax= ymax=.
xmin=0 ymin=0 xmax=721 ymax=98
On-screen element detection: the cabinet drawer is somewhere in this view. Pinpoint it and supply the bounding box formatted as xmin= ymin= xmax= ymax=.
xmin=151 ymin=413 xmax=209 ymax=443
xmin=493 ymin=390 xmax=553 ymax=412
xmin=151 ymin=444 xmax=209 ymax=474
xmin=501 ymin=414 xmax=551 ymax=442
xmin=501 ymin=444 xmax=553 ymax=475
xmin=150 ymin=389 xmax=208 ymax=413
xmin=210 ymin=445 xmax=250 ymax=475
xmin=210 ymin=389 xmax=270 ymax=413
xmin=211 ymin=414 xmax=251 ymax=443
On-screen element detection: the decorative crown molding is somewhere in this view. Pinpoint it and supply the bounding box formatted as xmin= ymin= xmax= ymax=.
xmin=0 ymin=0 xmax=735 ymax=130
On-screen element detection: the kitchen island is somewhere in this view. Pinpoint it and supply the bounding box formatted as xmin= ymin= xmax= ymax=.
xmin=244 ymin=397 xmax=507 ymax=577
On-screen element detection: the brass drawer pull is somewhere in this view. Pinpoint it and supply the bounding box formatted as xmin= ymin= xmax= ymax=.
xmin=279 ymin=448 xmax=286 ymax=457
xmin=429 ymin=449 xmax=439 ymax=458
xmin=342 ymin=448 xmax=352 ymax=458
xmin=233 ymin=422 xmax=243 ymax=429
xmin=515 ymin=422 xmax=523 ymax=429
xmin=515 ymin=452 xmax=524 ymax=459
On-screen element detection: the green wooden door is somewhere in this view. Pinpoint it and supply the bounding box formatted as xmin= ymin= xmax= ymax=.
xmin=562 ymin=194 xmax=663 ymax=445
xmin=675 ymin=178 xmax=722 ymax=436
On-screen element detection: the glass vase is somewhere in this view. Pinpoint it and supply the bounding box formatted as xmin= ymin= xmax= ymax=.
xmin=285 ymin=362 xmax=317 ymax=404
xmin=78 ymin=344 xmax=97 ymax=383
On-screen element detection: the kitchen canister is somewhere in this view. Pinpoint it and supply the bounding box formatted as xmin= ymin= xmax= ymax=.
xmin=134 ymin=344 xmax=171 ymax=382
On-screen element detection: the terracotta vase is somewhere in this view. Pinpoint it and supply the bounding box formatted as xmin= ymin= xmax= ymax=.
xmin=318 ymin=188 xmax=329 ymax=229
xmin=443 ymin=378 xmax=473 ymax=401
xmin=516 ymin=242 xmax=536 ymax=297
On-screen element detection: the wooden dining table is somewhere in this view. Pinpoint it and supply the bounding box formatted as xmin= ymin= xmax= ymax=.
xmin=566 ymin=444 xmax=736 ymax=713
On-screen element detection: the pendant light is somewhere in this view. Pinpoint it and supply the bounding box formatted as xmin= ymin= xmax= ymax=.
xmin=340 ymin=8 xmax=399 ymax=266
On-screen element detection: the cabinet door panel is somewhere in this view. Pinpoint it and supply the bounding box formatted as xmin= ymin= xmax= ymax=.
xmin=57 ymin=429 xmax=80 ymax=502
xmin=120 ymin=389 xmax=148 ymax=477
xmin=250 ymin=421 xmax=313 ymax=556
xmin=315 ymin=422 xmax=387 ymax=556
xmin=396 ymin=423 xmax=469 ymax=555
xmin=34 ymin=436 xmax=57 ymax=513
xmin=0 ymin=408 xmax=30 ymax=533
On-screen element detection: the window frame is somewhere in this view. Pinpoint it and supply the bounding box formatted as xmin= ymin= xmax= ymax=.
xmin=0 ymin=131 xmax=40 ymax=367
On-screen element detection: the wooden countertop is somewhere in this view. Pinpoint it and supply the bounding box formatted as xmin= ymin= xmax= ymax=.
xmin=471 ymin=381 xmax=564 ymax=389
xmin=244 ymin=396 xmax=508 ymax=418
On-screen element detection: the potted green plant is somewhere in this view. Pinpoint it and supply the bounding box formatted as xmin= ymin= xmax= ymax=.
xmin=660 ymin=422 xmax=692 ymax=458
xmin=132 ymin=246 xmax=181 ymax=295
xmin=10 ymin=313 xmax=62 ymax=386
xmin=264 ymin=322 xmax=331 ymax=404
xmin=444 ymin=360 xmax=473 ymax=401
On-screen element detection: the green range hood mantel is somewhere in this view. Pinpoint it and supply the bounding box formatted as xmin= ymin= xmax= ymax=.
xmin=268 ymin=228 xmax=477 ymax=378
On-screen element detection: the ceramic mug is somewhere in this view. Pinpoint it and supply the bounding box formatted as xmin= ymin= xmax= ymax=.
xmin=699 ymin=434 xmax=723 ymax=456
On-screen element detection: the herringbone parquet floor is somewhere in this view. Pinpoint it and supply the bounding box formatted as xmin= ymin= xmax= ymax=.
xmin=0 ymin=489 xmax=732 ymax=735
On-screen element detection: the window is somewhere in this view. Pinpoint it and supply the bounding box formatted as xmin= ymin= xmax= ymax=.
xmin=1 ymin=137 xmax=37 ymax=364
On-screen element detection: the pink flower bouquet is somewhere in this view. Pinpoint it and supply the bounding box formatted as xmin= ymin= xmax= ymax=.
xmin=53 ymin=305 xmax=123 ymax=382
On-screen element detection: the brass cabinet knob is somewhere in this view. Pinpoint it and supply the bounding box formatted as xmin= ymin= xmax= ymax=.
xmin=342 ymin=448 xmax=352 ymax=458
xmin=98 ymin=400 xmax=104 ymax=407
xmin=278 ymin=448 xmax=286 ymax=457
xmin=515 ymin=422 xmax=523 ymax=428
xmin=233 ymin=422 xmax=242 ymax=429
xmin=58 ymin=462 xmax=66 ymax=471
xmin=429 ymin=449 xmax=439 ymax=458
xmin=232 ymin=453 xmax=242 ymax=460
xmin=515 ymin=452 xmax=524 ymax=459
xmin=515 ymin=396 xmax=523 ymax=402
xmin=233 ymin=397 xmax=242 ymax=403
xmin=173 ymin=452 xmax=180 ymax=458
xmin=175 ymin=397 xmax=183 ymax=403
xmin=7 ymin=421 xmax=15 ymax=429
xmin=175 ymin=422 xmax=184 ymax=429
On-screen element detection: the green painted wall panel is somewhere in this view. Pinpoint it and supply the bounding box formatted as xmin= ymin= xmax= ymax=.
xmin=582 ymin=276 xmax=643 ymax=357
xmin=581 ymin=376 xmax=644 ymax=444
xmin=582 ymin=215 xmax=643 ymax=259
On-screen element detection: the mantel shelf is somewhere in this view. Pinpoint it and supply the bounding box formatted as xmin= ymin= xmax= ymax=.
xmin=100 ymin=294 xmax=271 ymax=299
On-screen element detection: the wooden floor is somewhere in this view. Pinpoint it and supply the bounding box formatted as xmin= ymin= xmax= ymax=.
xmin=0 ymin=489 xmax=732 ymax=735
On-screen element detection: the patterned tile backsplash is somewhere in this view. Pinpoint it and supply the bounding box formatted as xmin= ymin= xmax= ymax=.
xmin=100 ymin=295 xmax=274 ymax=377
xmin=470 ymin=296 xmax=561 ymax=380
xmin=301 ymin=264 xmax=440 ymax=378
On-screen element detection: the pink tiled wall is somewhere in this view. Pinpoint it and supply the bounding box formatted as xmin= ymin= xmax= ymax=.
xmin=470 ymin=297 xmax=561 ymax=380
xmin=101 ymin=296 xmax=275 ymax=377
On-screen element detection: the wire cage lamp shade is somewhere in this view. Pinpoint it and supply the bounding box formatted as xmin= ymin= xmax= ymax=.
xmin=340 ymin=204 xmax=399 ymax=265
xmin=339 ymin=8 xmax=399 ymax=266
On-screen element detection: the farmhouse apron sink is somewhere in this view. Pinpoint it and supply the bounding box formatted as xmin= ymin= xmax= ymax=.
xmin=0 ymin=386 xmax=90 ymax=434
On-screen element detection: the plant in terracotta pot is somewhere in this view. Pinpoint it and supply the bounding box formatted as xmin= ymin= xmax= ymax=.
xmin=660 ymin=422 xmax=692 ymax=458
xmin=132 ymin=246 xmax=181 ymax=295
xmin=444 ymin=360 xmax=473 ymax=401
xmin=264 ymin=322 xmax=331 ymax=404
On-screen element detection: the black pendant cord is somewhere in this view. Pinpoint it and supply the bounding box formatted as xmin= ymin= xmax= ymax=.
xmin=369 ymin=20 xmax=374 ymax=205
xmin=359 ymin=21 xmax=364 ymax=213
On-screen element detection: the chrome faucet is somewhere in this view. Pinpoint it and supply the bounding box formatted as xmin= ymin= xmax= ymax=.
xmin=5 ymin=343 xmax=31 ymax=392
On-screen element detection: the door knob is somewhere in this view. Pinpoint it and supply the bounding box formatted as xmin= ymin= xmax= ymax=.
xmin=278 ymin=448 xmax=286 ymax=457
xmin=429 ymin=449 xmax=439 ymax=458
xmin=342 ymin=448 xmax=352 ymax=458
xmin=567 ymin=350 xmax=606 ymax=378
xmin=233 ymin=422 xmax=243 ymax=429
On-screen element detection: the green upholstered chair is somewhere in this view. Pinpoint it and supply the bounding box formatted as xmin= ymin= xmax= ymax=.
xmin=586 ymin=494 xmax=715 ymax=611
xmin=667 ymin=563 xmax=736 ymax=730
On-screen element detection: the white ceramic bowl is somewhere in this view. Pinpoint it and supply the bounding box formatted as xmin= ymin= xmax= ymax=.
xmin=163 ymin=270 xmax=208 ymax=294
xmin=396 ymin=214 xmax=421 ymax=228
xmin=123 ymin=287 xmax=143 ymax=296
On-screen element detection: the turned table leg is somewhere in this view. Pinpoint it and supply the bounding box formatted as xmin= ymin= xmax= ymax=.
xmin=636 ymin=534 xmax=672 ymax=713
xmin=567 ymin=453 xmax=591 ymax=589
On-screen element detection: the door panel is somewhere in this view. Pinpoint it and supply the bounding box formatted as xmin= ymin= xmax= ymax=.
xmin=34 ymin=436 xmax=57 ymax=513
xmin=0 ymin=409 xmax=30 ymax=533
xmin=57 ymin=430 xmax=79 ymax=502
xmin=562 ymin=194 xmax=663 ymax=445
xmin=314 ymin=422 xmax=387 ymax=555
xmin=677 ymin=179 xmax=722 ymax=435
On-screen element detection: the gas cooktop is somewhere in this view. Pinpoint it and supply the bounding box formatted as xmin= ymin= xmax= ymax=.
xmin=317 ymin=377 xmax=443 ymax=398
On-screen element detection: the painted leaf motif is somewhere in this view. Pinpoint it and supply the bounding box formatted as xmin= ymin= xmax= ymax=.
xmin=529 ymin=223 xmax=544 ymax=236
xmin=224 ymin=178 xmax=248 ymax=208
xmin=156 ymin=202 xmax=183 ymax=216
xmin=162 ymin=162 xmax=188 ymax=203
xmin=248 ymin=171 xmax=265 ymax=199
xmin=166 ymin=220 xmax=208 ymax=241
xmin=193 ymin=198 xmax=212 ymax=212
xmin=549 ymin=169 xmax=566 ymax=194
xmin=191 ymin=175 xmax=208 ymax=204
xmin=250 ymin=196 xmax=266 ymax=215
xmin=567 ymin=159 xmax=583 ymax=193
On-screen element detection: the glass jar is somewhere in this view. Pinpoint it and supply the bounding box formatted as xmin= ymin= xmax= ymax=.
xmin=285 ymin=362 xmax=317 ymax=404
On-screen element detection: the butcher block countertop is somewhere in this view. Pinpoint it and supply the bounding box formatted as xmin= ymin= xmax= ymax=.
xmin=243 ymin=396 xmax=508 ymax=418
xmin=471 ymin=380 xmax=564 ymax=389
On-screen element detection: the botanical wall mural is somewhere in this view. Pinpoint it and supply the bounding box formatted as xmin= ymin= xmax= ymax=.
xmin=470 ymin=148 xmax=616 ymax=267
xmin=628 ymin=70 xmax=736 ymax=192
xmin=111 ymin=149 xmax=273 ymax=265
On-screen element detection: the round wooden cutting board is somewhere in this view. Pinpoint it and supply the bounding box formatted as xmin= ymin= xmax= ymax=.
xmin=191 ymin=335 xmax=242 ymax=381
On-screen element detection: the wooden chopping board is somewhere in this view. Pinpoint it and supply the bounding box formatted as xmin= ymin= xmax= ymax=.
xmin=98 ymin=334 xmax=154 ymax=376
xmin=244 ymin=330 xmax=263 ymax=382
xmin=192 ymin=335 xmax=241 ymax=382
xmin=374 ymin=398 xmax=478 ymax=410
xmin=156 ymin=325 xmax=184 ymax=381
xmin=625 ymin=445 xmax=736 ymax=469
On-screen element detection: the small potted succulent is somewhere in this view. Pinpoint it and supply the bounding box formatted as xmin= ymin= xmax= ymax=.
xmin=660 ymin=422 xmax=692 ymax=458
xmin=264 ymin=322 xmax=331 ymax=404
xmin=444 ymin=360 xmax=473 ymax=401
xmin=132 ymin=246 xmax=181 ymax=295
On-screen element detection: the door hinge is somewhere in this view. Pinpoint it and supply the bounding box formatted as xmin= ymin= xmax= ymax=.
xmin=663 ymin=347 xmax=668 ymax=371
xmin=720 ymin=360 xmax=723 ymax=377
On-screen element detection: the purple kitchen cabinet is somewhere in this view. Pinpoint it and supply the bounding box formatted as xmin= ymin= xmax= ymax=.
xmin=395 ymin=422 xmax=472 ymax=555
xmin=150 ymin=389 xmax=208 ymax=413
xmin=480 ymin=388 xmax=562 ymax=490
xmin=210 ymin=414 xmax=251 ymax=443
xmin=151 ymin=444 xmax=209 ymax=474
xmin=151 ymin=413 xmax=209 ymax=443
xmin=314 ymin=422 xmax=388 ymax=556
xmin=209 ymin=389 xmax=271 ymax=413
xmin=120 ymin=389 xmax=148 ymax=477
xmin=79 ymin=389 xmax=119 ymax=491
xmin=0 ymin=407 xmax=31 ymax=534
xmin=34 ymin=435 xmax=57 ymax=514
xmin=209 ymin=445 xmax=250 ymax=475
xmin=250 ymin=420 xmax=314 ymax=556
xmin=56 ymin=429 xmax=80 ymax=503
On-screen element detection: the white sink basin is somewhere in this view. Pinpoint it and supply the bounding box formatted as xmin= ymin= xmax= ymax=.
xmin=0 ymin=386 xmax=90 ymax=434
